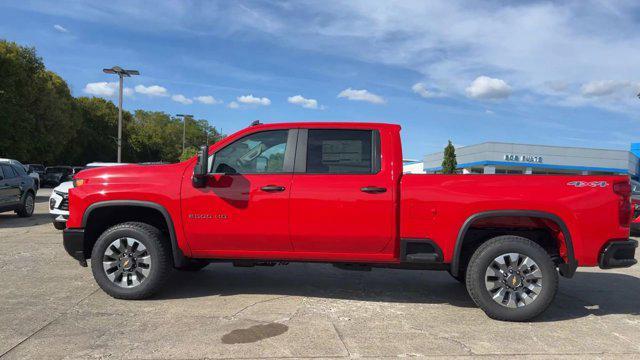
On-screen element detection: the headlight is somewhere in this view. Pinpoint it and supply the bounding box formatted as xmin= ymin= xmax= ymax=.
xmin=54 ymin=190 xmax=67 ymax=197
xmin=73 ymin=178 xmax=86 ymax=187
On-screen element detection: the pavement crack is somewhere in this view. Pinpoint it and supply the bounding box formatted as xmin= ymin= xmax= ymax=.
xmin=330 ymin=321 xmax=351 ymax=358
xmin=227 ymin=295 xmax=291 ymax=320
xmin=0 ymin=288 xmax=99 ymax=358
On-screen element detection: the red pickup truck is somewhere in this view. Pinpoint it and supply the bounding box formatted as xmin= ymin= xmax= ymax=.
xmin=63 ymin=122 xmax=637 ymax=321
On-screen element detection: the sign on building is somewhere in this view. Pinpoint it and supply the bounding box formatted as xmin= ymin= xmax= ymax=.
xmin=504 ymin=154 xmax=543 ymax=163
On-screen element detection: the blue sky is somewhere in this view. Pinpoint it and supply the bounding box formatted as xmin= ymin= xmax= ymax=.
xmin=1 ymin=1 xmax=639 ymax=159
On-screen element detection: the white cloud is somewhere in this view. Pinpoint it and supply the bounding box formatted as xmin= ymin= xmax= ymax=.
xmin=287 ymin=95 xmax=321 ymax=109
xmin=53 ymin=24 xmax=68 ymax=33
xmin=134 ymin=84 xmax=169 ymax=97
xmin=194 ymin=95 xmax=222 ymax=105
xmin=171 ymin=94 xmax=193 ymax=105
xmin=465 ymin=76 xmax=512 ymax=100
xmin=24 ymin=2 xmax=640 ymax=111
xmin=83 ymin=82 xmax=132 ymax=97
xmin=227 ymin=101 xmax=240 ymax=109
xmin=237 ymin=94 xmax=271 ymax=106
xmin=337 ymin=88 xmax=385 ymax=104
xmin=411 ymin=83 xmax=443 ymax=98
xmin=580 ymin=80 xmax=638 ymax=98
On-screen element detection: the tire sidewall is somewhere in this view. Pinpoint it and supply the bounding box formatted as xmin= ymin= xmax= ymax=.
xmin=17 ymin=191 xmax=35 ymax=217
xmin=25 ymin=192 xmax=34 ymax=215
xmin=91 ymin=226 xmax=164 ymax=298
xmin=468 ymin=238 xmax=558 ymax=321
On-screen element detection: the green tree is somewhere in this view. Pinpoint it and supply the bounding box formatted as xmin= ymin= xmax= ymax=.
xmin=129 ymin=111 xmax=222 ymax=163
xmin=179 ymin=146 xmax=199 ymax=162
xmin=0 ymin=40 xmax=81 ymax=164
xmin=0 ymin=39 xmax=224 ymax=165
xmin=70 ymin=97 xmax=132 ymax=164
xmin=441 ymin=140 xmax=457 ymax=174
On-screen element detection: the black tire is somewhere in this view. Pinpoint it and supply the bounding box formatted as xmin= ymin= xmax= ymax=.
xmin=91 ymin=222 xmax=172 ymax=300
xmin=16 ymin=191 xmax=35 ymax=217
xmin=175 ymin=259 xmax=209 ymax=272
xmin=465 ymin=235 xmax=558 ymax=322
xmin=53 ymin=221 xmax=66 ymax=230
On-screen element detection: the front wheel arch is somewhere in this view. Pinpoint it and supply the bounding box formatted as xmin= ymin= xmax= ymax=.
xmin=82 ymin=201 xmax=189 ymax=268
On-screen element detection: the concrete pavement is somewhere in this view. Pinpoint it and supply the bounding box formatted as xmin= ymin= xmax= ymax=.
xmin=0 ymin=189 xmax=639 ymax=359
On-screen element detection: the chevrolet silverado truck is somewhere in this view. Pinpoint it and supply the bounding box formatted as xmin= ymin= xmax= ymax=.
xmin=62 ymin=122 xmax=637 ymax=321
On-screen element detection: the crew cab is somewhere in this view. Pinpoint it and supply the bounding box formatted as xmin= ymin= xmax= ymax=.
xmin=62 ymin=122 xmax=637 ymax=321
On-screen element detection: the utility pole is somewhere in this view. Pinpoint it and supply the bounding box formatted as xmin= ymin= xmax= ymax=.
xmin=176 ymin=114 xmax=193 ymax=154
xmin=103 ymin=66 xmax=139 ymax=162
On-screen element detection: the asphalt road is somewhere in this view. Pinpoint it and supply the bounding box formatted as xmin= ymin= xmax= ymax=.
xmin=0 ymin=189 xmax=639 ymax=359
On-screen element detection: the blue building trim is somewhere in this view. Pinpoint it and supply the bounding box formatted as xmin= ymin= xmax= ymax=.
xmin=425 ymin=160 xmax=629 ymax=173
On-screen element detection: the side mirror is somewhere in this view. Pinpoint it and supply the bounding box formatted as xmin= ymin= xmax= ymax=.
xmin=192 ymin=145 xmax=209 ymax=188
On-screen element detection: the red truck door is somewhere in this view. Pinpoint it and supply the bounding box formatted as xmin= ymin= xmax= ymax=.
xmin=289 ymin=129 xmax=395 ymax=255
xmin=181 ymin=129 xmax=297 ymax=253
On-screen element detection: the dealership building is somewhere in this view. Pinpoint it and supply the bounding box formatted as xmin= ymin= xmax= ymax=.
xmin=423 ymin=142 xmax=640 ymax=179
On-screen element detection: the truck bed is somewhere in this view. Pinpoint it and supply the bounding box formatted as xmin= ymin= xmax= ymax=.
xmin=400 ymin=174 xmax=630 ymax=266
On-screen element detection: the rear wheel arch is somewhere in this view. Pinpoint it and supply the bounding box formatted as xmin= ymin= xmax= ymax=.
xmin=451 ymin=210 xmax=576 ymax=278
xmin=82 ymin=201 xmax=188 ymax=267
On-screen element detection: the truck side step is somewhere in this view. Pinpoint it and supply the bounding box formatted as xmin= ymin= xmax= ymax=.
xmin=405 ymin=253 xmax=439 ymax=262
xmin=400 ymin=238 xmax=443 ymax=264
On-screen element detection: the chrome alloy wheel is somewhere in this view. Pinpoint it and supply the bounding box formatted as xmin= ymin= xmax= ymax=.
xmin=102 ymin=238 xmax=151 ymax=288
xmin=484 ymin=253 xmax=543 ymax=308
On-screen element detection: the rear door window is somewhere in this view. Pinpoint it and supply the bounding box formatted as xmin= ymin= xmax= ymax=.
xmin=305 ymin=129 xmax=378 ymax=174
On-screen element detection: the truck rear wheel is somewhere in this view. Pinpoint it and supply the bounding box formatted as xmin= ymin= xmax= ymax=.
xmin=465 ymin=235 xmax=558 ymax=321
xmin=90 ymin=222 xmax=172 ymax=300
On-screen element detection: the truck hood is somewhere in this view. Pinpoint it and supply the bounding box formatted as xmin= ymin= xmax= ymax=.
xmin=74 ymin=162 xmax=189 ymax=185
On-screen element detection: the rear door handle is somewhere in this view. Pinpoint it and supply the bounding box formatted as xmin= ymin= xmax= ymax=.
xmin=361 ymin=186 xmax=387 ymax=194
xmin=260 ymin=185 xmax=286 ymax=192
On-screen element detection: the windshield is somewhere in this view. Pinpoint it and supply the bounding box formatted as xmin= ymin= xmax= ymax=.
xmin=29 ymin=165 xmax=45 ymax=171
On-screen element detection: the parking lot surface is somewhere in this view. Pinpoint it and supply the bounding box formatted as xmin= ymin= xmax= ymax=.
xmin=0 ymin=189 xmax=639 ymax=359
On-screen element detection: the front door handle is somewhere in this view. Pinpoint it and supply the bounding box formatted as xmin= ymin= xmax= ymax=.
xmin=361 ymin=186 xmax=387 ymax=194
xmin=260 ymin=185 xmax=286 ymax=192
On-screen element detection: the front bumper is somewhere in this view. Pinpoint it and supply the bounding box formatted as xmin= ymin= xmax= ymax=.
xmin=63 ymin=228 xmax=87 ymax=266
xmin=49 ymin=192 xmax=69 ymax=216
xmin=599 ymin=239 xmax=638 ymax=269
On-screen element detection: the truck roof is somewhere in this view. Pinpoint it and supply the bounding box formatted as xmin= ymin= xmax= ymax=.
xmin=248 ymin=121 xmax=401 ymax=131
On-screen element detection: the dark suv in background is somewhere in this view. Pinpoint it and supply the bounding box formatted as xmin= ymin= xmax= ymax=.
xmin=42 ymin=166 xmax=73 ymax=188
xmin=0 ymin=162 xmax=37 ymax=217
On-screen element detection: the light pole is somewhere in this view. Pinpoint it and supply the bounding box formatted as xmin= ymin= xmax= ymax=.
xmin=176 ymin=114 xmax=193 ymax=154
xmin=103 ymin=66 xmax=139 ymax=163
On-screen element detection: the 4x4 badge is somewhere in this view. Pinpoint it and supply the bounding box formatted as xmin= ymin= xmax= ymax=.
xmin=567 ymin=181 xmax=608 ymax=188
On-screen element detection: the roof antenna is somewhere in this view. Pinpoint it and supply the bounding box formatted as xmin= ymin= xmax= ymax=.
xmin=250 ymin=120 xmax=262 ymax=126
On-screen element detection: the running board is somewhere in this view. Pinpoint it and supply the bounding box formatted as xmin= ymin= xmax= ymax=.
xmin=405 ymin=253 xmax=439 ymax=263
xmin=400 ymin=238 xmax=443 ymax=264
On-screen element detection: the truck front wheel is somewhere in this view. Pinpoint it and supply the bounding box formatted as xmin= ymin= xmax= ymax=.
xmin=90 ymin=222 xmax=172 ymax=300
xmin=465 ymin=235 xmax=558 ymax=321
